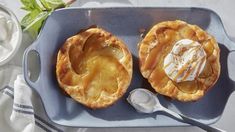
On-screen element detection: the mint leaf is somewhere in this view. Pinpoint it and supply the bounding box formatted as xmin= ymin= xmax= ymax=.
xmin=40 ymin=0 xmax=65 ymax=10
xmin=20 ymin=0 xmax=75 ymax=38
xmin=23 ymin=11 xmax=50 ymax=38
xmin=21 ymin=9 xmax=41 ymax=28
xmin=20 ymin=0 xmax=42 ymax=11
xmin=21 ymin=6 xmax=32 ymax=11
xmin=20 ymin=0 xmax=35 ymax=10
xmin=39 ymin=0 xmax=52 ymax=10
xmin=45 ymin=0 xmax=65 ymax=8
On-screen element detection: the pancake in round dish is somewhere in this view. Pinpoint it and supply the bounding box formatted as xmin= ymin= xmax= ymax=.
xmin=56 ymin=27 xmax=133 ymax=109
xmin=138 ymin=20 xmax=220 ymax=101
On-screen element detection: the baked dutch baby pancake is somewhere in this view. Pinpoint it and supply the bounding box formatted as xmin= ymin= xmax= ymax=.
xmin=56 ymin=27 xmax=132 ymax=109
xmin=138 ymin=20 xmax=220 ymax=101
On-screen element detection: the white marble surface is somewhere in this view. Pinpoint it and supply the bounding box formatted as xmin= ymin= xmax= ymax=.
xmin=1 ymin=0 xmax=235 ymax=132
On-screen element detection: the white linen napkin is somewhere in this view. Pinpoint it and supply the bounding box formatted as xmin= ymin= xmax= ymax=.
xmin=0 ymin=65 xmax=87 ymax=132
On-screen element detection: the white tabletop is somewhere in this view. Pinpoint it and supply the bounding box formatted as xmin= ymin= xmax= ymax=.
xmin=1 ymin=0 xmax=234 ymax=131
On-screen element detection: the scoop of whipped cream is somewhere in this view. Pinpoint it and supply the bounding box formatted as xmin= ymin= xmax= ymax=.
xmin=0 ymin=9 xmax=21 ymax=65
xmin=0 ymin=12 xmax=13 ymax=43
xmin=163 ymin=39 xmax=207 ymax=82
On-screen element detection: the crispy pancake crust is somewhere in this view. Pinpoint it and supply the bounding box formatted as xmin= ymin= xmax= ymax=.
xmin=138 ymin=20 xmax=220 ymax=101
xmin=56 ymin=27 xmax=132 ymax=109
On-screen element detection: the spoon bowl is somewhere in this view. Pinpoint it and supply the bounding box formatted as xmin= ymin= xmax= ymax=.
xmin=127 ymin=88 xmax=226 ymax=132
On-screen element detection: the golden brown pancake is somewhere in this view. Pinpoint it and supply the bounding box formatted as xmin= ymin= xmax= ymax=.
xmin=56 ymin=27 xmax=133 ymax=108
xmin=138 ymin=20 xmax=220 ymax=101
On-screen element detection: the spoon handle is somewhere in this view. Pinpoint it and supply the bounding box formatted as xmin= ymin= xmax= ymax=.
xmin=161 ymin=107 xmax=226 ymax=132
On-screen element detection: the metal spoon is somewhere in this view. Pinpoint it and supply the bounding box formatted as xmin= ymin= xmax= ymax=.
xmin=127 ymin=88 xmax=226 ymax=132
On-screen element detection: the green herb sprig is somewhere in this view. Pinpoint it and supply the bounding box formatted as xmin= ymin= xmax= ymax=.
xmin=20 ymin=0 xmax=75 ymax=38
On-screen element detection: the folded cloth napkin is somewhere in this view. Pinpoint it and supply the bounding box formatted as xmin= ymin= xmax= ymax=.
xmin=0 ymin=65 xmax=87 ymax=132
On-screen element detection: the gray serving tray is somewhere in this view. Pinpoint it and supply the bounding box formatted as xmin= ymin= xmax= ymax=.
xmin=23 ymin=7 xmax=235 ymax=127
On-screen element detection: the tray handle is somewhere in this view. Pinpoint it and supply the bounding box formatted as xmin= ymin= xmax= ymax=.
xmin=225 ymin=37 xmax=235 ymax=92
xmin=225 ymin=36 xmax=235 ymax=52
xmin=23 ymin=41 xmax=41 ymax=91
